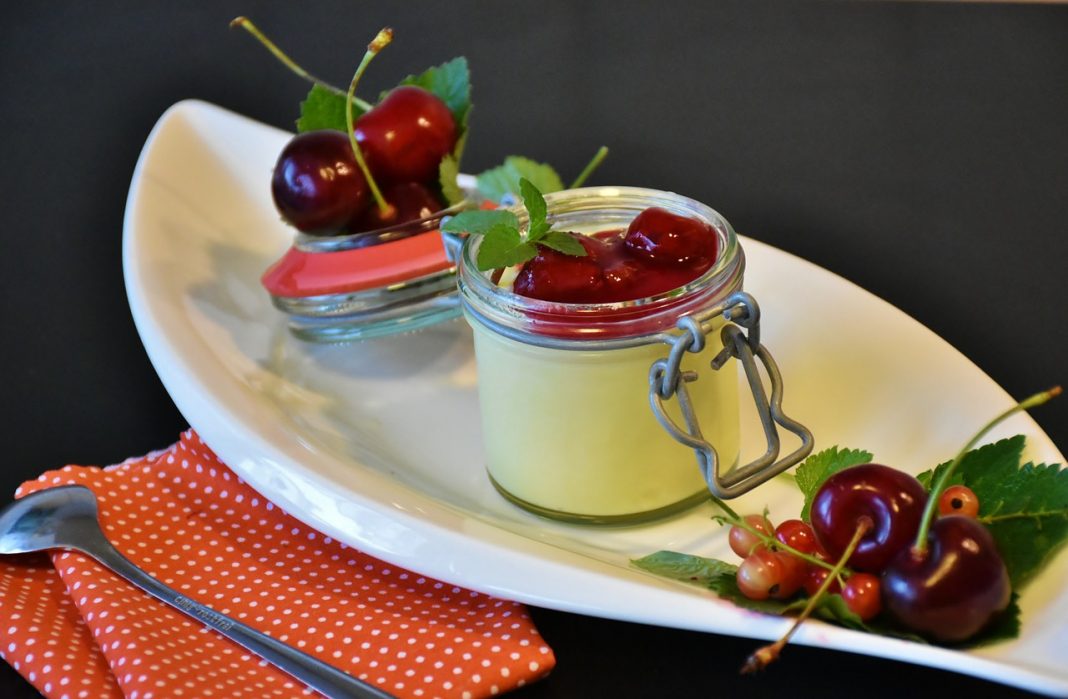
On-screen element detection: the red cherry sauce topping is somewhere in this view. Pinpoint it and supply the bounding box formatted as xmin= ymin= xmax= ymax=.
xmin=512 ymin=207 xmax=719 ymax=303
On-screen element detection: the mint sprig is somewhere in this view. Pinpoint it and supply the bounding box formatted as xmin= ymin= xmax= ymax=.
xmin=441 ymin=178 xmax=586 ymax=271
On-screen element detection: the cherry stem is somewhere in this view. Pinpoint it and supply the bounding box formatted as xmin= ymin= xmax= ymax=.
xmin=569 ymin=146 xmax=609 ymax=189
xmin=230 ymin=17 xmax=374 ymax=112
xmin=741 ymin=517 xmax=871 ymax=674
xmin=346 ymin=29 xmax=396 ymax=218
xmin=913 ymin=385 xmax=1061 ymax=554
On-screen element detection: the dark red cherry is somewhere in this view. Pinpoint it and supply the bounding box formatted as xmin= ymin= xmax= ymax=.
xmin=623 ymin=206 xmax=718 ymax=267
xmin=810 ymin=464 xmax=927 ymax=573
xmin=351 ymin=181 xmax=445 ymax=232
xmin=355 ymin=85 xmax=457 ymax=185
xmin=513 ymin=234 xmax=607 ymax=303
xmin=882 ymin=515 xmax=1010 ymax=641
xmin=271 ymin=130 xmax=369 ymax=235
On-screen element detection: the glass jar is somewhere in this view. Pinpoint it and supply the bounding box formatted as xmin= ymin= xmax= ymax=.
xmin=262 ymin=202 xmax=468 ymax=342
xmin=453 ymin=187 xmax=812 ymax=524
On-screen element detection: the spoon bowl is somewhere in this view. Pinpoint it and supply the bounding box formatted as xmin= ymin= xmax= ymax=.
xmin=0 ymin=485 xmax=104 ymax=555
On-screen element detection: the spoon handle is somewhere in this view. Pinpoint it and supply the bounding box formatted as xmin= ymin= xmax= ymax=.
xmin=85 ymin=536 xmax=394 ymax=699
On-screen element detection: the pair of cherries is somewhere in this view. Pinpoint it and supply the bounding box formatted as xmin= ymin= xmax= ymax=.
xmin=732 ymin=465 xmax=1008 ymax=641
xmin=513 ymin=207 xmax=719 ymax=303
xmin=809 ymin=464 xmax=1008 ymax=640
xmin=271 ymin=85 xmax=455 ymax=236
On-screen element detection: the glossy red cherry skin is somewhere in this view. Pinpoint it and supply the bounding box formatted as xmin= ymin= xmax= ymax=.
xmin=623 ymin=206 xmax=718 ymax=267
xmin=810 ymin=464 xmax=927 ymax=573
xmin=355 ymin=86 xmax=457 ymax=185
xmin=271 ymin=130 xmax=368 ymax=235
xmin=351 ymin=181 xmax=445 ymax=232
xmin=882 ymin=515 xmax=1010 ymax=641
xmin=513 ymin=234 xmax=607 ymax=303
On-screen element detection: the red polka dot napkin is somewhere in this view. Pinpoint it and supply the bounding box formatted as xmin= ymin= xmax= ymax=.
xmin=0 ymin=430 xmax=555 ymax=698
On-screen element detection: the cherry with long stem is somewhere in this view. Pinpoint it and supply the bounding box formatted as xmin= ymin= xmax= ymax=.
xmin=230 ymin=16 xmax=374 ymax=112
xmin=912 ymin=385 xmax=1062 ymax=554
xmin=344 ymin=29 xmax=396 ymax=221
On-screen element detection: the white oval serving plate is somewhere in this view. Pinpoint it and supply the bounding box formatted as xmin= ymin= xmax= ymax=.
xmin=123 ymin=100 xmax=1068 ymax=696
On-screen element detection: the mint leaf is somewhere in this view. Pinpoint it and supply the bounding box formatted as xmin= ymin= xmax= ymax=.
xmin=439 ymin=154 xmax=464 ymax=206
xmin=794 ymin=447 xmax=873 ymax=521
xmin=476 ymin=156 xmax=565 ymax=203
xmin=441 ymin=210 xmax=518 ymax=237
xmin=519 ymin=178 xmax=550 ymax=240
xmin=296 ymin=83 xmax=364 ymax=133
xmin=974 ymin=459 xmax=1068 ymax=587
xmin=397 ymin=57 xmax=471 ymax=138
xmin=632 ymin=551 xmax=737 ymax=585
xmin=539 ymin=231 xmax=587 ymax=256
xmin=476 ymin=224 xmax=538 ymax=271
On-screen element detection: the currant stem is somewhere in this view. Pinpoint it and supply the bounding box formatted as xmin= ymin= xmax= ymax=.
xmin=913 ymin=385 xmax=1062 ymax=554
xmin=569 ymin=146 xmax=609 ymax=189
xmin=230 ymin=17 xmax=374 ymax=112
xmin=346 ymin=29 xmax=396 ymax=218
xmin=741 ymin=517 xmax=871 ymax=674
xmin=712 ymin=505 xmax=837 ymax=573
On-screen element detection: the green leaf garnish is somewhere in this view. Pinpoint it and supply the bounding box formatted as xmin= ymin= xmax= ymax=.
xmin=476 ymin=156 xmax=565 ymax=203
xmin=793 ymin=446 xmax=873 ymax=522
xmin=441 ymin=209 xmax=518 ymax=237
xmin=440 ymin=178 xmax=585 ymax=272
xmin=296 ymin=83 xmax=362 ymax=133
xmin=475 ymin=224 xmax=539 ymax=270
xmin=438 ymin=154 xmax=464 ymax=206
xmin=539 ymin=230 xmax=588 ymax=256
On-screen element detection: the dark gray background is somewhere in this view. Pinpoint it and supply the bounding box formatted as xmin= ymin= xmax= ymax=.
xmin=1 ymin=1 xmax=1065 ymax=697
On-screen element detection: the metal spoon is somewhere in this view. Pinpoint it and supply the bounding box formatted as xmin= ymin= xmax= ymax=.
xmin=0 ymin=484 xmax=393 ymax=699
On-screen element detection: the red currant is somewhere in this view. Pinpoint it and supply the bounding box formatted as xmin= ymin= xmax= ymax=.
xmin=841 ymin=573 xmax=882 ymax=621
xmin=736 ymin=550 xmax=804 ymax=601
xmin=802 ymin=566 xmax=840 ymax=597
xmin=774 ymin=519 xmax=819 ymax=556
xmin=728 ymin=514 xmax=773 ymax=558
xmin=938 ymin=484 xmax=980 ymax=518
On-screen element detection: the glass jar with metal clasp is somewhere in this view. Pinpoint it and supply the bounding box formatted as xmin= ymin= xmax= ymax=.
xmin=444 ymin=186 xmax=813 ymax=524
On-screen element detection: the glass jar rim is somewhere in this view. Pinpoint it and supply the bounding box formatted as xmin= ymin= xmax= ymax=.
xmin=457 ymin=186 xmax=745 ymax=343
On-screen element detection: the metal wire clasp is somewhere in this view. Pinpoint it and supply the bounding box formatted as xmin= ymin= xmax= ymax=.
xmin=649 ymin=291 xmax=813 ymax=499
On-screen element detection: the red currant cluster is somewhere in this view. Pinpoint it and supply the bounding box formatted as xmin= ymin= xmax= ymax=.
xmin=729 ymin=515 xmax=882 ymax=621
xmin=728 ymin=465 xmax=1004 ymax=641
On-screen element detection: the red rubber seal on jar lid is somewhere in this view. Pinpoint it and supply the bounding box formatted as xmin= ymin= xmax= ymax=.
xmin=261 ymin=230 xmax=452 ymax=298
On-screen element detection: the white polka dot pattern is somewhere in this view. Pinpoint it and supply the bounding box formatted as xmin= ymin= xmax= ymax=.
xmin=0 ymin=431 xmax=555 ymax=698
